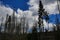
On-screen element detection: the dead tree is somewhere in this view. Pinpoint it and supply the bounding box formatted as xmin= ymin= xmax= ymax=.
xmin=4 ymin=14 xmax=9 ymax=33
xmin=0 ymin=17 xmax=4 ymax=33
xmin=32 ymin=23 xmax=38 ymax=40
xmin=10 ymin=11 xmax=15 ymax=33
xmin=57 ymin=0 xmax=60 ymax=14
xmin=7 ymin=16 xmax=11 ymax=33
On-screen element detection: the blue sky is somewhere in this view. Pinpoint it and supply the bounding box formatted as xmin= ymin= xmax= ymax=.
xmin=0 ymin=0 xmax=29 ymax=11
xmin=48 ymin=14 xmax=60 ymax=24
xmin=43 ymin=14 xmax=60 ymax=24
xmin=43 ymin=14 xmax=60 ymax=23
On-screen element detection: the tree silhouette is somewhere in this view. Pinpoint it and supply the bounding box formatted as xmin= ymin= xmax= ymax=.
xmin=4 ymin=14 xmax=9 ymax=33
xmin=31 ymin=22 xmax=38 ymax=40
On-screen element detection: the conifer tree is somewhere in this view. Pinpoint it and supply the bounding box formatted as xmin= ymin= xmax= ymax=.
xmin=38 ymin=0 xmax=45 ymax=32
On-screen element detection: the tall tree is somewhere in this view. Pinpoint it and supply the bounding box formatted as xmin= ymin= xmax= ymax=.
xmin=57 ymin=0 xmax=60 ymax=14
xmin=38 ymin=0 xmax=45 ymax=32
xmin=55 ymin=14 xmax=60 ymax=31
xmin=4 ymin=14 xmax=9 ymax=33
xmin=11 ymin=11 xmax=15 ymax=33
xmin=32 ymin=22 xmax=38 ymax=40
xmin=38 ymin=0 xmax=49 ymax=32
xmin=7 ymin=16 xmax=11 ymax=33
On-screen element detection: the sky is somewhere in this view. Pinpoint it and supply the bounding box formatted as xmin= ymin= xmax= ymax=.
xmin=0 ymin=0 xmax=29 ymax=11
xmin=0 ymin=0 xmax=60 ymax=31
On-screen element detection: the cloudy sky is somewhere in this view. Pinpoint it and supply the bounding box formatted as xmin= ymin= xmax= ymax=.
xmin=0 ymin=0 xmax=60 ymax=31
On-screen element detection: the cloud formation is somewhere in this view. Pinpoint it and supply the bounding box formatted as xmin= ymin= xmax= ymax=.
xmin=0 ymin=0 xmax=59 ymax=31
xmin=0 ymin=5 xmax=13 ymax=24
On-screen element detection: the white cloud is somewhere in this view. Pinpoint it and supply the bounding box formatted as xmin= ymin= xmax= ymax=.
xmin=0 ymin=0 xmax=59 ymax=31
xmin=44 ymin=1 xmax=59 ymax=14
xmin=0 ymin=5 xmax=13 ymax=24
xmin=0 ymin=5 xmax=36 ymax=28
xmin=43 ymin=19 xmax=49 ymax=29
xmin=28 ymin=0 xmax=39 ymax=6
xmin=0 ymin=5 xmax=13 ymax=15
xmin=43 ymin=20 xmax=55 ymax=31
xmin=28 ymin=0 xmax=39 ymax=16
xmin=16 ymin=0 xmax=39 ymax=28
